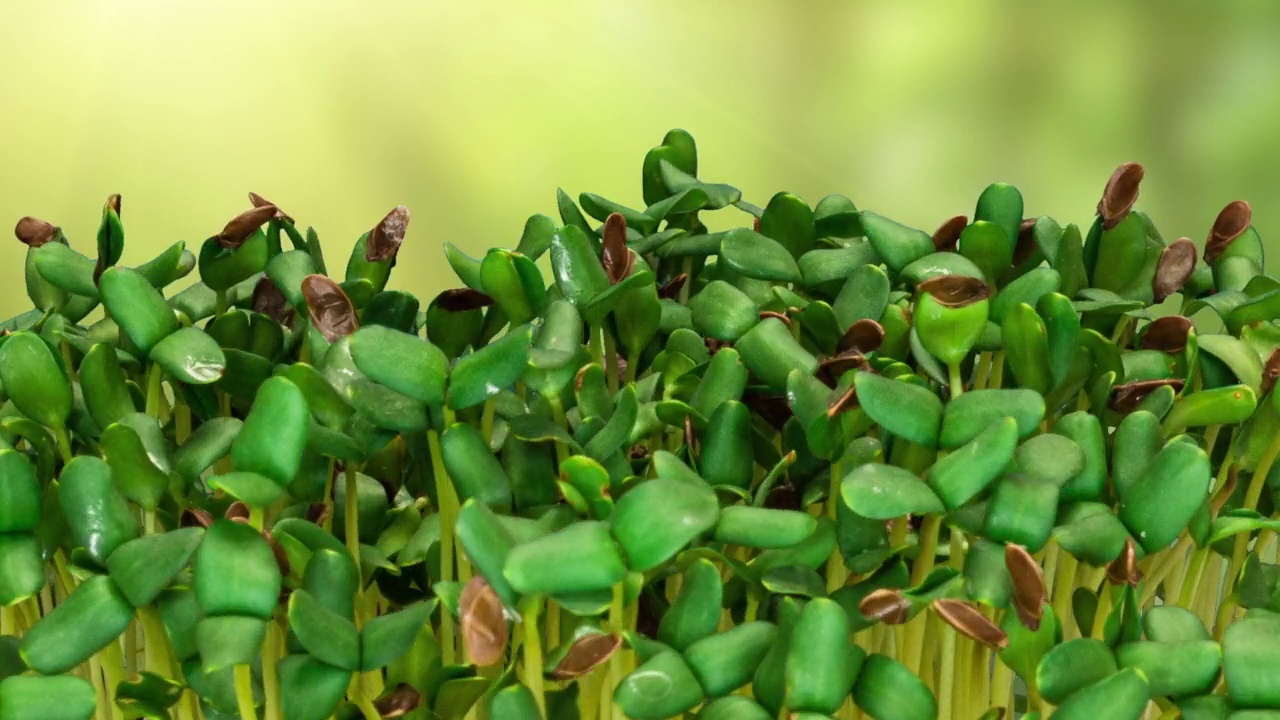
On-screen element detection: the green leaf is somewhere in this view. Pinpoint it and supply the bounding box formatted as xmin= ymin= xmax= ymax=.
xmin=58 ymin=456 xmax=138 ymax=566
xmin=447 ymin=325 xmax=533 ymax=410
xmin=107 ymin=528 xmax=204 ymax=608
xmin=1115 ymin=640 xmax=1221 ymax=698
xmin=719 ymin=228 xmax=802 ymax=283
xmin=32 ymin=241 xmax=99 ymax=299
xmin=1036 ymin=638 xmax=1119 ymax=705
xmin=78 ymin=342 xmax=137 ymax=430
xmin=194 ymin=520 xmax=282 ymax=621
xmin=348 ymin=326 xmax=448 ymax=407
xmin=657 ymin=559 xmax=722 ymax=652
xmin=759 ymin=192 xmax=815 ymax=258
xmin=689 ymin=280 xmax=760 ymax=342
xmin=852 ymin=654 xmax=937 ymax=720
xmin=939 ymin=389 xmax=1044 ymax=449
xmin=0 ymin=535 xmax=44 ymax=607
xmin=684 ymin=621 xmax=777 ymax=698
xmin=278 ymin=654 xmax=352 ymax=720
xmin=0 ymin=451 xmax=40 ymax=534
xmin=21 ymin=575 xmax=134 ymax=674
xmin=1118 ymin=442 xmax=1210 ymax=553
xmin=614 ymin=651 xmax=705 ymax=720
xmin=504 ymin=522 xmax=627 ymax=595
xmin=0 ymin=332 xmax=71 ymax=429
xmin=611 ymin=479 xmax=718 ymax=572
xmin=853 ymin=371 xmax=942 ymax=448
xmin=230 ymin=376 xmax=309 ymax=487
xmin=359 ymin=600 xmax=436 ymax=670
xmin=1050 ymin=668 xmax=1150 ymax=720
xmin=0 ymin=674 xmax=98 ymax=720
xmin=928 ymin=417 xmax=1018 ymax=509
xmin=859 ymin=211 xmax=933 ymax=273
xmin=786 ymin=599 xmax=857 ymax=713
xmin=842 ymin=464 xmax=944 ymax=520
xmin=735 ymin=318 xmax=818 ymax=393
xmin=289 ymin=589 xmax=361 ymax=671
xmin=99 ymin=267 xmax=178 ymax=355
xmin=150 ymin=327 xmax=226 ymax=384
xmin=833 ymin=264 xmax=891 ymax=329
xmin=658 ymin=161 xmax=740 ymax=209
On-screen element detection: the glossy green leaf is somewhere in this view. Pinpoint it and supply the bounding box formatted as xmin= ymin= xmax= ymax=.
xmin=289 ymin=589 xmax=361 ymax=671
xmin=860 ymin=211 xmax=933 ymax=273
xmin=99 ymin=267 xmax=178 ymax=354
xmin=842 ymin=463 xmax=944 ymax=520
xmin=550 ymin=225 xmax=609 ymax=308
xmin=984 ymin=474 xmax=1059 ymax=552
xmin=833 ymin=264 xmax=891 ymax=329
xmin=1050 ymin=668 xmax=1150 ymax=720
xmin=0 ymin=332 xmax=71 ymax=429
xmin=277 ymin=654 xmax=352 ymax=720
xmin=58 ymin=456 xmax=138 ymax=566
xmin=1037 ymin=638 xmax=1118 ymax=705
xmin=0 ymin=674 xmax=98 ymax=720
xmin=689 ymin=280 xmax=759 ymax=342
xmin=611 ymin=479 xmax=718 ymax=572
xmin=719 ymin=228 xmax=802 ymax=283
xmin=928 ymin=416 xmax=1018 ymax=508
xmin=939 ymin=388 xmax=1044 ymax=449
xmin=1115 ymin=640 xmax=1221 ymax=698
xmin=1118 ymin=442 xmax=1210 ymax=553
xmin=658 ymin=559 xmax=723 ymax=652
xmin=358 ymin=600 xmax=436 ymax=670
xmin=447 ymin=324 xmax=533 ymax=410
xmin=614 ymin=650 xmax=705 ymax=720
xmin=852 ymin=654 xmax=937 ymax=720
xmin=505 ymin=521 xmax=626 ymax=595
xmin=348 ymin=325 xmax=448 ymax=407
xmin=0 ymin=535 xmax=44 ymax=607
xmin=441 ymin=423 xmax=512 ymax=509
xmin=193 ymin=519 xmax=282 ymax=621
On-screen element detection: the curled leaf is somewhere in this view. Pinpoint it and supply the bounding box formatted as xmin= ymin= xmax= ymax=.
xmin=551 ymin=632 xmax=623 ymax=679
xmin=366 ymin=205 xmax=410 ymax=262
xmin=302 ymin=275 xmax=359 ymax=342
xmin=932 ymin=599 xmax=1008 ymax=649
xmin=1098 ymin=162 xmax=1144 ymax=229
xmin=215 ymin=204 xmax=277 ymax=249
xmin=1205 ymin=200 xmax=1252 ymax=264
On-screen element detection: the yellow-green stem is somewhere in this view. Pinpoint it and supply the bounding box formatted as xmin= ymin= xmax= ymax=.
xmin=344 ymin=464 xmax=362 ymax=583
xmin=101 ymin=640 xmax=128 ymax=720
xmin=937 ymin=629 xmax=956 ymax=720
xmin=1051 ymin=551 xmax=1080 ymax=638
xmin=262 ymin=619 xmax=283 ymax=720
xmin=602 ymin=326 xmax=620 ymax=394
xmin=140 ymin=608 xmax=177 ymax=681
xmin=522 ymin=598 xmax=547 ymax=718
xmin=948 ymin=362 xmax=964 ymax=398
xmin=53 ymin=425 xmax=73 ymax=464
xmin=826 ymin=461 xmax=848 ymax=593
xmin=988 ymin=351 xmax=1005 ymax=389
xmin=1225 ymin=431 xmax=1280 ymax=626
xmin=481 ymin=397 xmax=497 ymax=447
xmin=910 ymin=515 xmax=942 ymax=586
xmin=145 ymin=363 xmax=164 ymax=418
xmin=428 ymin=430 xmax=458 ymax=665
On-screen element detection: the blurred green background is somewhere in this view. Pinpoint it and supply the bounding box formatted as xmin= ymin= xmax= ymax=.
xmin=4 ymin=0 xmax=1280 ymax=318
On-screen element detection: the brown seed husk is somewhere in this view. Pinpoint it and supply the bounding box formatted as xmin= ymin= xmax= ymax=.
xmin=759 ymin=310 xmax=791 ymax=326
xmin=601 ymin=213 xmax=633 ymax=285
xmin=216 ymin=204 xmax=278 ymax=249
xmin=224 ymin=502 xmax=251 ymax=522
xmin=1139 ymin=316 xmax=1193 ymax=354
xmin=743 ymin=390 xmax=793 ymax=429
xmin=365 ymin=206 xmax=410 ymax=263
xmin=859 ymin=589 xmax=912 ymax=625
xmin=684 ymin=415 xmax=697 ymax=456
xmin=263 ymin=531 xmax=291 ymax=577
xmin=105 ymin=194 xmax=122 ymax=216
xmin=932 ymin=599 xmax=1009 ymax=649
xmin=1004 ymin=543 xmax=1046 ymax=631
xmin=657 ymin=273 xmax=688 ymax=300
xmin=837 ymin=319 xmax=886 ymax=355
xmin=433 ymin=288 xmax=494 ymax=312
xmin=550 ymin=632 xmax=623 ymax=679
xmin=1106 ymin=536 xmax=1142 ymax=587
xmin=818 ymin=350 xmax=871 ymax=387
xmin=182 ymin=508 xmax=215 ymax=529
xmin=1012 ymin=217 xmax=1040 ymax=266
xmin=763 ymin=479 xmax=802 ymax=512
xmin=306 ymin=502 xmax=331 ymax=527
xmin=1153 ymin=238 xmax=1198 ymax=302
xmin=918 ymin=275 xmax=991 ymax=308
xmin=1213 ymin=468 xmax=1239 ymax=515
xmin=458 ymin=576 xmax=509 ymax=667
xmin=1098 ymin=162 xmax=1144 ymax=230
xmin=302 ymin=275 xmax=359 ymax=342
xmin=826 ymin=385 xmax=859 ymax=420
xmin=373 ymin=684 xmax=423 ymax=718
xmin=932 ymin=215 xmax=967 ymax=251
xmin=14 ymin=217 xmax=59 ymax=248
xmin=1205 ymin=200 xmax=1252 ymax=265
xmin=251 ymin=277 xmax=295 ymax=328
xmin=1108 ymin=379 xmax=1185 ymax=414
xmin=1264 ymin=348 xmax=1280 ymax=396
xmin=249 ymin=192 xmax=294 ymax=223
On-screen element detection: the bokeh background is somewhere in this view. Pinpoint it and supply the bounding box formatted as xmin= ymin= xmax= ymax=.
xmin=4 ymin=0 xmax=1280 ymax=318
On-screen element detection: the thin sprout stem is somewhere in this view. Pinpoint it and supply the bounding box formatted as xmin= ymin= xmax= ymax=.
xmin=53 ymin=425 xmax=73 ymax=464
xmin=602 ymin=326 xmax=620 ymax=394
xmin=428 ymin=429 xmax=458 ymax=665
xmin=480 ymin=396 xmax=497 ymax=447
xmin=145 ymin=363 xmax=164 ymax=418
xmin=100 ymin=640 xmax=127 ymax=720
xmin=937 ymin=628 xmax=956 ymax=720
xmin=522 ymin=597 xmax=547 ymax=718
xmin=948 ymin=361 xmax=964 ymax=398
xmin=344 ymin=463 xmax=362 ymax=587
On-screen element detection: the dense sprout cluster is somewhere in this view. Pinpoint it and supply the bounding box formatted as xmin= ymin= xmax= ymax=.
xmin=1 ymin=131 xmax=1278 ymax=720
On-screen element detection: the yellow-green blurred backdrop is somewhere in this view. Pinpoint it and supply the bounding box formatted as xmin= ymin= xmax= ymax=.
xmin=4 ymin=0 xmax=1280 ymax=318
